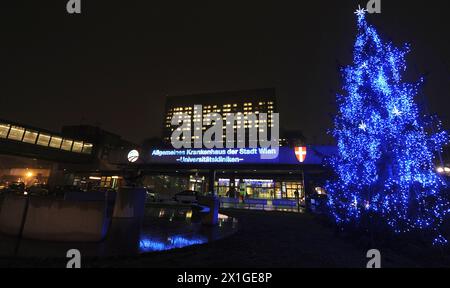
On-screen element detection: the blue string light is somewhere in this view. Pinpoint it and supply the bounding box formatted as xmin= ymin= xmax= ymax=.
xmin=326 ymin=9 xmax=449 ymax=245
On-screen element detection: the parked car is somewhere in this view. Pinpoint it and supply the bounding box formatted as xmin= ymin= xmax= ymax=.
xmin=8 ymin=181 xmax=25 ymax=195
xmin=157 ymin=193 xmax=175 ymax=203
xmin=27 ymin=184 xmax=50 ymax=196
xmin=0 ymin=182 xmax=7 ymax=195
xmin=173 ymin=190 xmax=199 ymax=204
xmin=90 ymin=187 xmax=116 ymax=194
xmin=146 ymin=189 xmax=157 ymax=202
xmin=53 ymin=185 xmax=84 ymax=197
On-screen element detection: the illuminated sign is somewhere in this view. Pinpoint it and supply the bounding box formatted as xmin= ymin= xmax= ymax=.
xmin=295 ymin=146 xmax=307 ymax=163
xmin=151 ymin=148 xmax=276 ymax=164
xmin=149 ymin=146 xmax=336 ymax=165
xmin=127 ymin=150 xmax=140 ymax=163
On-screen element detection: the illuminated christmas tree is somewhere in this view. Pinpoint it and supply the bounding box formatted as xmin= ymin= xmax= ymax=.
xmin=326 ymin=7 xmax=449 ymax=244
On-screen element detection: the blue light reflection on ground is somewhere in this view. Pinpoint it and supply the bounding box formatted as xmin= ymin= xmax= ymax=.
xmin=139 ymin=234 xmax=207 ymax=252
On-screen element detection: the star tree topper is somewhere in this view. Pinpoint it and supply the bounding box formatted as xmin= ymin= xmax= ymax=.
xmin=354 ymin=5 xmax=366 ymax=20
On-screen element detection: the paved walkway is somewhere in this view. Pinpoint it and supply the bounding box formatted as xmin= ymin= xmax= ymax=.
xmin=83 ymin=209 xmax=435 ymax=268
xmin=2 ymin=208 xmax=450 ymax=267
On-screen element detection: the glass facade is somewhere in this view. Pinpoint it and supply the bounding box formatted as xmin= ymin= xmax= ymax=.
xmin=61 ymin=139 xmax=73 ymax=151
xmin=49 ymin=136 xmax=63 ymax=148
xmin=242 ymin=179 xmax=275 ymax=199
xmin=100 ymin=176 xmax=121 ymax=189
xmin=142 ymin=175 xmax=189 ymax=196
xmin=8 ymin=126 xmax=25 ymax=141
xmin=276 ymin=181 xmax=303 ymax=199
xmin=217 ymin=178 xmax=240 ymax=196
xmin=0 ymin=167 xmax=51 ymax=188
xmin=215 ymin=178 xmax=303 ymax=200
xmin=0 ymin=121 xmax=94 ymax=154
xmin=82 ymin=143 xmax=93 ymax=154
xmin=72 ymin=141 xmax=83 ymax=153
xmin=188 ymin=175 xmax=205 ymax=192
xmin=22 ymin=130 xmax=39 ymax=144
xmin=0 ymin=124 xmax=10 ymax=138
xmin=37 ymin=133 xmax=51 ymax=146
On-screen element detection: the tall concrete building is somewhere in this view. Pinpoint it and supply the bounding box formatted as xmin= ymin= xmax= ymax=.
xmin=162 ymin=88 xmax=277 ymax=148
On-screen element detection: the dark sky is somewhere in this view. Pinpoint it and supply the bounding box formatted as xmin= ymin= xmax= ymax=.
xmin=4 ymin=0 xmax=450 ymax=144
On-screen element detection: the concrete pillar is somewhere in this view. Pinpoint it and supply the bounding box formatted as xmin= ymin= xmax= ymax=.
xmin=198 ymin=196 xmax=219 ymax=226
xmin=303 ymin=172 xmax=312 ymax=213
xmin=208 ymin=169 xmax=216 ymax=195
xmin=201 ymin=179 xmax=207 ymax=195
xmin=230 ymin=176 xmax=235 ymax=188
xmin=112 ymin=187 xmax=146 ymax=219
xmin=47 ymin=163 xmax=65 ymax=190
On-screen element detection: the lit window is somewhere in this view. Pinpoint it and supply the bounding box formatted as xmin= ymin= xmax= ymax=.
xmin=37 ymin=134 xmax=51 ymax=146
xmin=22 ymin=130 xmax=38 ymax=144
xmin=0 ymin=123 xmax=10 ymax=138
xmin=82 ymin=143 xmax=93 ymax=154
xmin=61 ymin=139 xmax=73 ymax=151
xmin=49 ymin=136 xmax=62 ymax=148
xmin=72 ymin=141 xmax=83 ymax=153
xmin=8 ymin=126 xmax=25 ymax=141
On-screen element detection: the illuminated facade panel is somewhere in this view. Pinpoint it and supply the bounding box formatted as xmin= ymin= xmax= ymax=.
xmin=37 ymin=134 xmax=51 ymax=146
xmin=0 ymin=124 xmax=10 ymax=138
xmin=23 ymin=130 xmax=39 ymax=144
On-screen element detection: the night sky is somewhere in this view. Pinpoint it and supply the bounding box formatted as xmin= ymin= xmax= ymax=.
xmin=4 ymin=0 xmax=450 ymax=145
